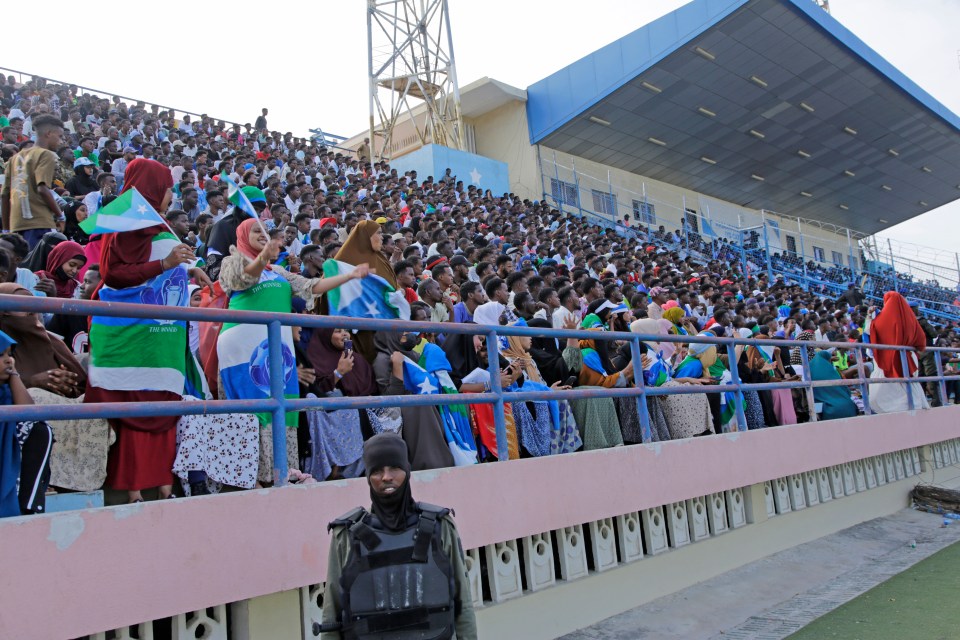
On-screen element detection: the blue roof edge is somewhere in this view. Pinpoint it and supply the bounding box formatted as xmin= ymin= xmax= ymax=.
xmin=783 ymin=0 xmax=960 ymax=133
xmin=526 ymin=0 xmax=960 ymax=145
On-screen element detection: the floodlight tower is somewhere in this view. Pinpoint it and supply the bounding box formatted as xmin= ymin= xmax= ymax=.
xmin=366 ymin=0 xmax=465 ymax=161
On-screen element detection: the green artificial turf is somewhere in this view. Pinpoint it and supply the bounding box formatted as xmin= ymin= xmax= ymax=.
xmin=787 ymin=537 xmax=960 ymax=640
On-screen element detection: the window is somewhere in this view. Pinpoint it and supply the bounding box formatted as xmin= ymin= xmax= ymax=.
xmin=684 ymin=209 xmax=699 ymax=234
xmin=549 ymin=179 xmax=579 ymax=208
xmin=832 ymin=250 xmax=843 ymax=266
xmin=591 ymin=189 xmax=617 ymax=217
xmin=813 ymin=246 xmax=825 ymax=262
xmin=632 ymin=199 xmax=656 ymax=224
xmin=785 ymin=235 xmax=797 ymax=255
xmin=849 ymin=254 xmax=858 ymax=270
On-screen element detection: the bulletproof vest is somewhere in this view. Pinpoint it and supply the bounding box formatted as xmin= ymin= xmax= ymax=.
xmin=331 ymin=503 xmax=457 ymax=640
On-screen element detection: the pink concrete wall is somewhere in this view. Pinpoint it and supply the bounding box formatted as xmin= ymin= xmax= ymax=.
xmin=4 ymin=406 xmax=958 ymax=640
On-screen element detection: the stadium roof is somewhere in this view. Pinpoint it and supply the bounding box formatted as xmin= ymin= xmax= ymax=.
xmin=525 ymin=0 xmax=960 ymax=235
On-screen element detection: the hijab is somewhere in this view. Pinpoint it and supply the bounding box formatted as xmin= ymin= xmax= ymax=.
xmin=0 ymin=283 xmax=85 ymax=389
xmin=527 ymin=317 xmax=573 ymax=385
xmin=473 ymin=301 xmax=505 ymax=327
xmin=119 ymin=158 xmax=172 ymax=211
xmin=373 ymin=330 xmax=411 ymax=390
xmin=362 ymin=433 xmax=416 ymax=532
xmin=306 ymin=327 xmax=377 ymax=397
xmin=335 ymin=220 xmax=397 ymax=289
xmin=871 ymin=291 xmax=927 ymax=378
xmin=440 ymin=329 xmax=483 ymax=387
xmin=234 ymin=218 xmax=269 ymax=269
xmin=663 ymin=306 xmax=685 ymax=327
xmin=35 ymin=241 xmax=86 ymax=298
xmin=630 ymin=318 xmax=676 ymax=362
xmin=502 ymin=332 xmax=543 ymax=384
xmin=22 ymin=232 xmax=67 ymax=272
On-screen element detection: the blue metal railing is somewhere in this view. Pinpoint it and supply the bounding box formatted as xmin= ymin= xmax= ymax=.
xmin=0 ymin=294 xmax=955 ymax=488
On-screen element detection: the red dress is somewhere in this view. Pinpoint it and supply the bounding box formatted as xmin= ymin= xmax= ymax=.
xmin=85 ymin=227 xmax=179 ymax=490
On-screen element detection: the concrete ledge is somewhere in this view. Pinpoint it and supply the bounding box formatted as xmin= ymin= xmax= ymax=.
xmin=477 ymin=473 xmax=930 ymax=640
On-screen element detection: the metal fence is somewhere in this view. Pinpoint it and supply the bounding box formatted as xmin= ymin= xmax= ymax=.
xmin=0 ymin=294 xmax=954 ymax=489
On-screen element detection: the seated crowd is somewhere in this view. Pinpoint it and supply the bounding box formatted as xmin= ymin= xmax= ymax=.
xmin=0 ymin=75 xmax=958 ymax=518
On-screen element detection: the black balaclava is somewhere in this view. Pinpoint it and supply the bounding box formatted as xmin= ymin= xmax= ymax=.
xmin=363 ymin=433 xmax=416 ymax=531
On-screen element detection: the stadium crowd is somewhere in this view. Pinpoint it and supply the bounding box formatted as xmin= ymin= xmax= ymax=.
xmin=0 ymin=75 xmax=958 ymax=516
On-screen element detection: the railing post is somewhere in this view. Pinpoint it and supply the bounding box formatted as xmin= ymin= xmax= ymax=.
xmin=761 ymin=214 xmax=773 ymax=282
xmin=934 ymin=351 xmax=947 ymax=407
xmin=486 ymin=330 xmax=509 ymax=461
xmin=898 ymin=349 xmax=915 ymax=411
xmin=724 ymin=343 xmax=748 ymax=432
xmin=628 ymin=337 xmax=652 ymax=443
xmin=856 ymin=345 xmax=871 ymax=416
xmin=799 ymin=345 xmax=817 ymax=423
xmin=268 ymin=320 xmax=288 ymax=486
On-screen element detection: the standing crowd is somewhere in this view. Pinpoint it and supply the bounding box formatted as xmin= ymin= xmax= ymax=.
xmin=0 ymin=76 xmax=957 ymax=518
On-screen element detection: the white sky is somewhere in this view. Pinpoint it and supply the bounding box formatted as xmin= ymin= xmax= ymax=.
xmin=4 ymin=0 xmax=958 ymax=255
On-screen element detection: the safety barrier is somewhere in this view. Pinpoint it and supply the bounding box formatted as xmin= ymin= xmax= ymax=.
xmin=0 ymin=293 xmax=955 ymax=489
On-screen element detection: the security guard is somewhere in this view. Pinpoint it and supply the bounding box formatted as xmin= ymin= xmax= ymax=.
xmin=320 ymin=433 xmax=477 ymax=639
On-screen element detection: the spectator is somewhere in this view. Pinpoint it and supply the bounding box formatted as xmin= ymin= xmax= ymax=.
xmin=33 ymin=240 xmax=85 ymax=298
xmin=1 ymin=114 xmax=64 ymax=248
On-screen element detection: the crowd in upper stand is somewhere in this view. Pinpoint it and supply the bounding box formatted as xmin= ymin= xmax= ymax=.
xmin=0 ymin=74 xmax=956 ymax=518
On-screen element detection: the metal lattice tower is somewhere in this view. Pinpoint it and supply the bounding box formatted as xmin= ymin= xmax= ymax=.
xmin=367 ymin=0 xmax=464 ymax=160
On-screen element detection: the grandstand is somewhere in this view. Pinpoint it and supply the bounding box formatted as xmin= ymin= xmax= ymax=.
xmin=3 ymin=1 xmax=960 ymax=639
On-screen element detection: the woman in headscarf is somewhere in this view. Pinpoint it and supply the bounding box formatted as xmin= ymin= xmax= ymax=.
xmin=810 ymin=348 xmax=858 ymax=420
xmin=65 ymin=158 xmax=98 ymax=197
xmin=501 ymin=323 xmax=581 ymax=456
xmin=301 ymin=327 xmax=377 ymax=480
xmin=84 ymin=157 xmax=204 ymax=503
xmin=631 ymin=319 xmax=712 ymax=440
xmin=571 ymin=310 xmax=632 ymax=450
xmin=63 ymin=201 xmax=91 ymax=245
xmin=734 ymin=327 xmax=773 ymax=430
xmin=0 ymin=283 xmax=112 ymax=493
xmin=673 ymin=336 xmax=742 ymax=434
xmin=33 ymin=241 xmax=86 ymax=298
xmin=450 ymin=305 xmax=523 ymax=460
xmin=866 ymin=291 xmax=930 ymax=413
xmin=324 ymin=220 xmax=399 ymax=363
xmin=204 ymin=185 xmax=267 ymax=280
xmin=22 ymin=231 xmax=66 ymax=273
xmin=218 ymin=218 xmax=370 ymax=484
xmin=375 ymin=307 xmax=455 ymax=470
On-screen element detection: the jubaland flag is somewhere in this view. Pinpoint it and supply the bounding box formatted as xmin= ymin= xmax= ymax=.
xmin=220 ymin=172 xmax=258 ymax=219
xmin=322 ymin=259 xmax=410 ymax=320
xmin=79 ymin=188 xmax=166 ymax=235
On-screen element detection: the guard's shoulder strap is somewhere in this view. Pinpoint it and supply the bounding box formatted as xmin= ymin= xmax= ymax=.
xmin=416 ymin=502 xmax=453 ymax=519
xmin=327 ymin=506 xmax=368 ymax=532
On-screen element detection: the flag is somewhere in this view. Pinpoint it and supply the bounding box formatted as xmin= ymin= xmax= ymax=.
xmin=322 ymin=259 xmax=410 ymax=320
xmin=220 ymin=171 xmax=258 ymax=219
xmin=79 ymin=188 xmax=166 ymax=235
xmin=402 ymin=345 xmax=478 ymax=466
xmin=89 ymin=233 xmax=189 ymax=394
xmin=642 ymin=351 xmax=670 ymax=387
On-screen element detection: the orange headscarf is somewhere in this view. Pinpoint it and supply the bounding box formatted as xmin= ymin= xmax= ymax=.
xmin=871 ymin=291 xmax=926 ymax=378
xmin=234 ymin=218 xmax=270 ymax=270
